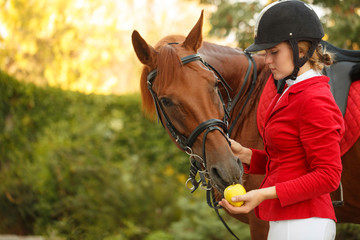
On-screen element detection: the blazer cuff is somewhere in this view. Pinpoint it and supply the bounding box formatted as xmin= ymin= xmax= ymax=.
xmin=248 ymin=148 xmax=267 ymax=175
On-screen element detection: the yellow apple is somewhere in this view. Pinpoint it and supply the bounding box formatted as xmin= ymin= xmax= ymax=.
xmin=224 ymin=184 xmax=246 ymax=207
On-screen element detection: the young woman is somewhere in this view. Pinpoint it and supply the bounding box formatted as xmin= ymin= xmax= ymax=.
xmin=219 ymin=1 xmax=345 ymax=239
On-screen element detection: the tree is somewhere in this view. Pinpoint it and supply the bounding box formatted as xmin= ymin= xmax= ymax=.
xmin=0 ymin=0 xmax=135 ymax=93
xmin=0 ymin=0 xmax=208 ymax=94
xmin=314 ymin=0 xmax=360 ymax=49
xmin=199 ymin=0 xmax=360 ymax=50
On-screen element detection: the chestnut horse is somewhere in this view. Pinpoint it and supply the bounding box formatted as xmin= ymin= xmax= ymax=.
xmin=132 ymin=11 xmax=360 ymax=240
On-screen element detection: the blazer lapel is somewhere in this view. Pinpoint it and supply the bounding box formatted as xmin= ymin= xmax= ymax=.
xmin=263 ymin=76 xmax=328 ymax=126
xmin=264 ymin=81 xmax=292 ymax=121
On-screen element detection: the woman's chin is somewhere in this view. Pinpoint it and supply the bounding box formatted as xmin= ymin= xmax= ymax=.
xmin=272 ymin=73 xmax=287 ymax=81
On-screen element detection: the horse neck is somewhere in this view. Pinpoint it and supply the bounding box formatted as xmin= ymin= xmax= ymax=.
xmin=199 ymin=42 xmax=270 ymax=149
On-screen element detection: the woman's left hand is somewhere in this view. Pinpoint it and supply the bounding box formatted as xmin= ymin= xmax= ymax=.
xmin=219 ymin=187 xmax=277 ymax=214
xmin=219 ymin=189 xmax=263 ymax=214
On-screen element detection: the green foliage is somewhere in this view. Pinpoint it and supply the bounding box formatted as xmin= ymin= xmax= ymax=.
xmin=208 ymin=1 xmax=261 ymax=50
xmin=0 ymin=70 xmax=181 ymax=238
xmin=144 ymin=231 xmax=174 ymax=240
xmin=202 ymin=0 xmax=360 ymax=50
xmin=170 ymin=195 xmax=250 ymax=240
xmin=336 ymin=224 xmax=360 ymax=240
xmin=0 ymin=71 xmax=250 ymax=239
xmin=317 ymin=0 xmax=360 ymax=49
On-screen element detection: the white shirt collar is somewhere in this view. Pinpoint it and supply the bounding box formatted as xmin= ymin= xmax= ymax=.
xmin=286 ymin=69 xmax=322 ymax=87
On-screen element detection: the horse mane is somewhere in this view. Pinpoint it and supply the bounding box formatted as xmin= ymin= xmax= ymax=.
xmin=140 ymin=35 xmax=185 ymax=117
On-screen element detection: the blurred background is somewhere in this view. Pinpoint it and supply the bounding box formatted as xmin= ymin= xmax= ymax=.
xmin=0 ymin=0 xmax=359 ymax=239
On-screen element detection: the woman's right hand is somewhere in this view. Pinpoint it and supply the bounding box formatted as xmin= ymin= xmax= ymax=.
xmin=229 ymin=139 xmax=252 ymax=165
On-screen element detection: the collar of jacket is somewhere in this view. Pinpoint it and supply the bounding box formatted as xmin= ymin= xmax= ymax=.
xmin=265 ymin=75 xmax=330 ymax=124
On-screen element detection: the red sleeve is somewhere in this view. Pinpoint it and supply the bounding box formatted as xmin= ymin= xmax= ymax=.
xmin=276 ymin=88 xmax=344 ymax=207
xmin=245 ymin=148 xmax=268 ymax=175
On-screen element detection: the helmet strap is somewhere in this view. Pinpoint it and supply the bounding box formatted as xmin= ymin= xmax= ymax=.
xmin=276 ymin=38 xmax=321 ymax=93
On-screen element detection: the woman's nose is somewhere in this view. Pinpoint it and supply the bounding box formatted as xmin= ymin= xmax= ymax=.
xmin=265 ymin=54 xmax=272 ymax=64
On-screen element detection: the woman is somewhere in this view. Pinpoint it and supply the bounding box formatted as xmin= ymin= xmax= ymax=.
xmin=219 ymin=1 xmax=345 ymax=239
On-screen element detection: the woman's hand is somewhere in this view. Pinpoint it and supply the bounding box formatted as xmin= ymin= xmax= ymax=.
xmin=229 ymin=139 xmax=252 ymax=165
xmin=219 ymin=187 xmax=278 ymax=214
xmin=219 ymin=189 xmax=263 ymax=214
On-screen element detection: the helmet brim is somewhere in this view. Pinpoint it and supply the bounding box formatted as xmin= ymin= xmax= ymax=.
xmin=245 ymin=42 xmax=280 ymax=53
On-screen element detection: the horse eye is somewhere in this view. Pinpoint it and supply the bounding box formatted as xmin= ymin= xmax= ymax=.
xmin=160 ymin=97 xmax=173 ymax=107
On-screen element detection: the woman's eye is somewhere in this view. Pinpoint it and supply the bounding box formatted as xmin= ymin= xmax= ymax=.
xmin=266 ymin=50 xmax=278 ymax=56
xmin=160 ymin=97 xmax=173 ymax=107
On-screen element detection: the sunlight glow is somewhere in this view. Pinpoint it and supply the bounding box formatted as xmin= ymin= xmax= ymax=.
xmin=0 ymin=23 xmax=8 ymax=39
xmin=0 ymin=0 xmax=212 ymax=95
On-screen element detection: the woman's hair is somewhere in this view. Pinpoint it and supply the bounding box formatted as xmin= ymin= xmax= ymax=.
xmin=298 ymin=41 xmax=333 ymax=71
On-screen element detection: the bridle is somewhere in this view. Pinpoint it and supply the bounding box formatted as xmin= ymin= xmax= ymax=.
xmin=146 ymin=44 xmax=257 ymax=240
xmin=147 ymin=53 xmax=231 ymax=150
xmin=147 ymin=51 xmax=233 ymax=190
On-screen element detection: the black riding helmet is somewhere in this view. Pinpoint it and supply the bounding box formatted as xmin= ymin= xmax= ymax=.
xmin=245 ymin=0 xmax=324 ymax=84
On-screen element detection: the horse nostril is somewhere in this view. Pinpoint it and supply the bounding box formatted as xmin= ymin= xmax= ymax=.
xmin=211 ymin=166 xmax=227 ymax=188
xmin=211 ymin=167 xmax=220 ymax=180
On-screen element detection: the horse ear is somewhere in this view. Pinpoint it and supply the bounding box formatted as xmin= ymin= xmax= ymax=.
xmin=183 ymin=10 xmax=204 ymax=52
xmin=132 ymin=30 xmax=157 ymax=66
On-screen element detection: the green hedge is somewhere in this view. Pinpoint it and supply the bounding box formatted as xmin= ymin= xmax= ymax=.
xmin=2 ymin=71 xmax=359 ymax=239
xmin=0 ymin=71 xmax=251 ymax=240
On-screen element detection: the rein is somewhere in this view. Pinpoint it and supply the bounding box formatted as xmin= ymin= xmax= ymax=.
xmin=147 ymin=45 xmax=256 ymax=240
xmin=228 ymin=52 xmax=257 ymax=135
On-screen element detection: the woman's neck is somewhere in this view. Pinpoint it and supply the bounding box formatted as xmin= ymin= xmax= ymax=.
xmin=297 ymin=62 xmax=311 ymax=76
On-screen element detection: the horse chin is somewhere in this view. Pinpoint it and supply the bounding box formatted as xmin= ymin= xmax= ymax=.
xmin=212 ymin=186 xmax=224 ymax=201
xmin=210 ymin=158 xmax=244 ymax=194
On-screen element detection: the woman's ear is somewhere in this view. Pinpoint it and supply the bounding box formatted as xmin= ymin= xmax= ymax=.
xmin=298 ymin=41 xmax=311 ymax=58
xmin=299 ymin=50 xmax=305 ymax=58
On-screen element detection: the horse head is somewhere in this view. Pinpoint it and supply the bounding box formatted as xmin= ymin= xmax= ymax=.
xmin=131 ymin=11 xmax=243 ymax=193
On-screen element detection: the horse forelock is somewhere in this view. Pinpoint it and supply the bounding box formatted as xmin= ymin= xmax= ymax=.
xmin=140 ymin=40 xmax=184 ymax=117
xmin=158 ymin=45 xmax=184 ymax=89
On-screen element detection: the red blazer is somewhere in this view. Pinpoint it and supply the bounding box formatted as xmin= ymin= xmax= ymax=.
xmin=248 ymin=75 xmax=344 ymax=222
